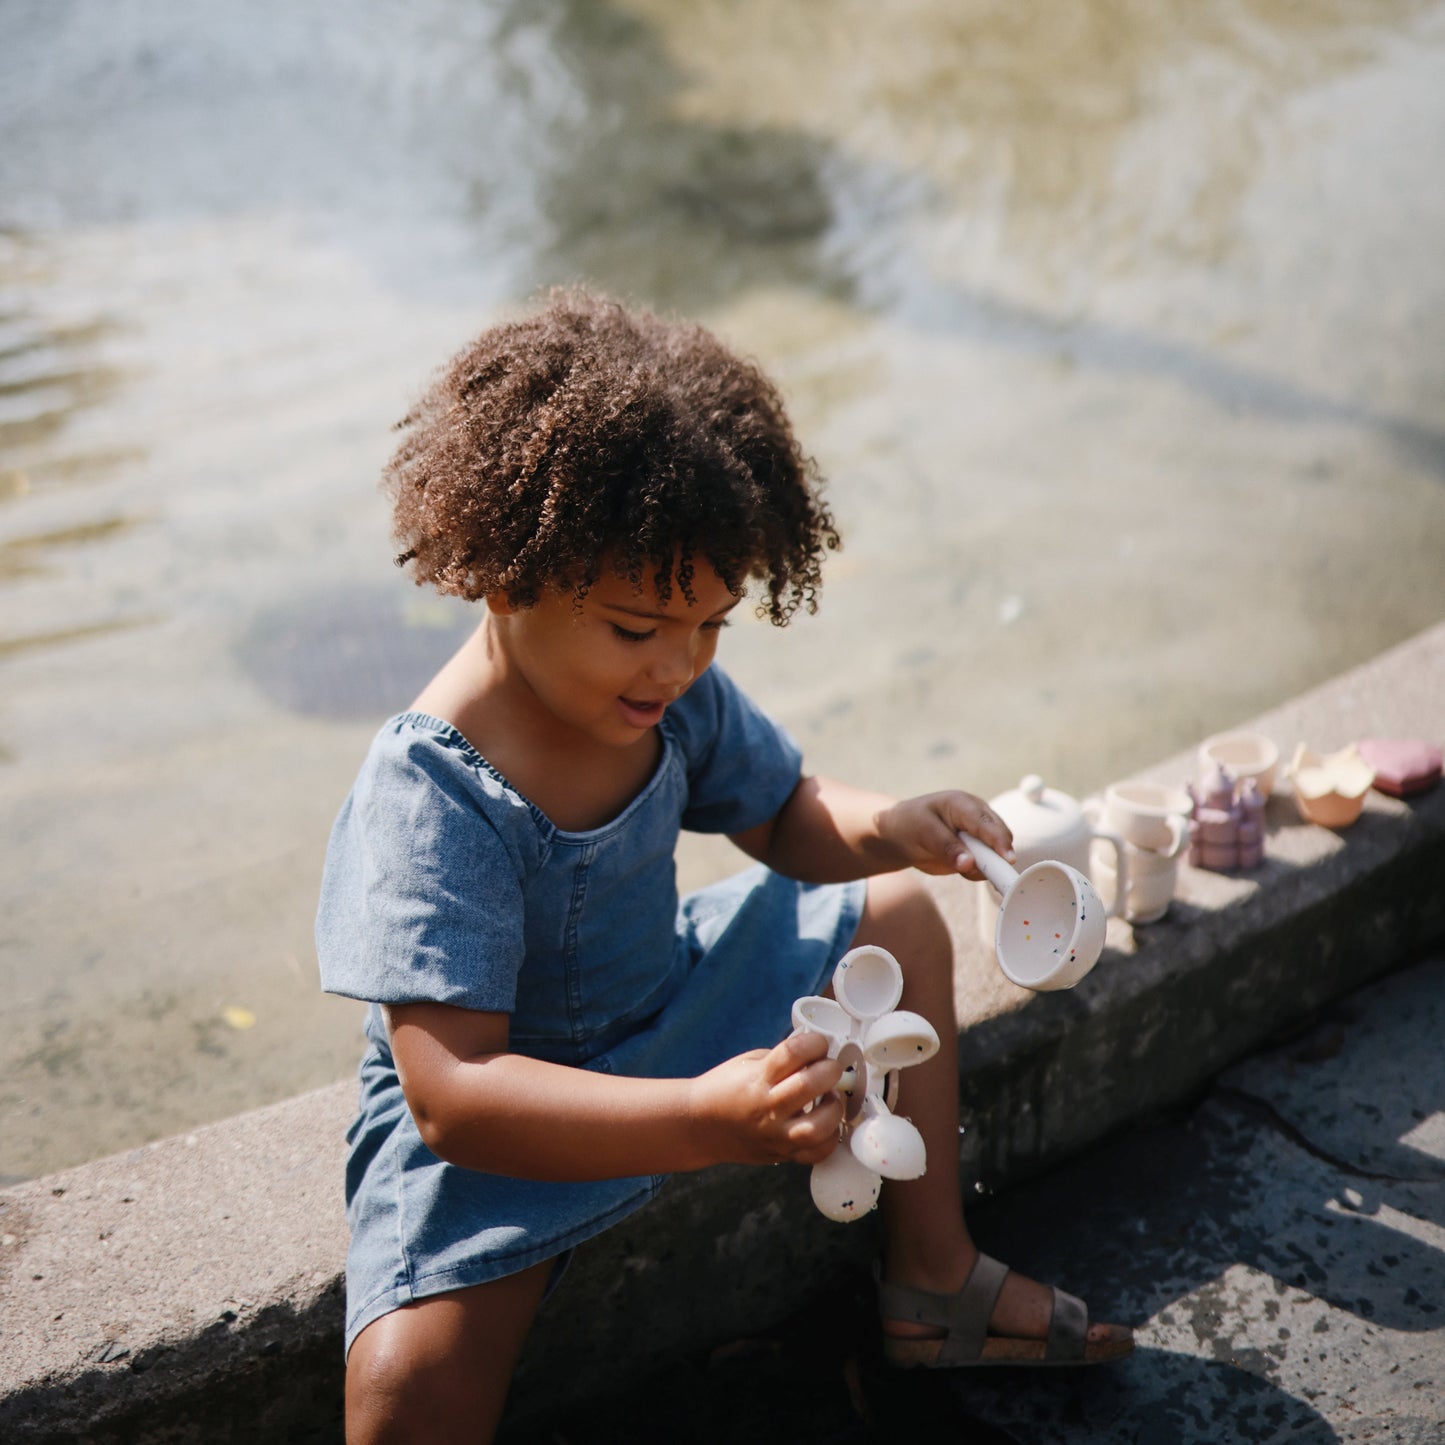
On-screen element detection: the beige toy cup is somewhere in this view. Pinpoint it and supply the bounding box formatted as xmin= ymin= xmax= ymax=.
xmin=1198 ymin=731 xmax=1280 ymax=798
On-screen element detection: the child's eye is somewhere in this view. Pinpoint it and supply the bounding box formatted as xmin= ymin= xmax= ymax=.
xmin=703 ymin=619 xmax=732 ymax=633
xmin=610 ymin=623 xmax=655 ymax=643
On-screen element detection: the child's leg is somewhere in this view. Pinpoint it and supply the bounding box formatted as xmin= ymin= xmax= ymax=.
xmin=852 ymin=871 xmax=1128 ymax=1348
xmin=345 ymin=1260 xmax=552 ymax=1445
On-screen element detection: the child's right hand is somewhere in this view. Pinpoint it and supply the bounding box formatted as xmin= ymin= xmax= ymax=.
xmin=689 ymin=1032 xmax=845 ymax=1168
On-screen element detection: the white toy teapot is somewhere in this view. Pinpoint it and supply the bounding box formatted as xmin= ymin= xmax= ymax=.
xmin=978 ymin=774 xmax=1128 ymax=940
xmin=791 ymin=946 xmax=939 ymax=1223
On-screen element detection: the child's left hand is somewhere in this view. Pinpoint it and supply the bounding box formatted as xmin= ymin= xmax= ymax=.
xmin=876 ymin=791 xmax=1016 ymax=882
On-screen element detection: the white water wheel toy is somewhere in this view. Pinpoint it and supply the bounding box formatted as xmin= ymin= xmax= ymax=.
xmin=790 ymin=945 xmax=940 ymax=1222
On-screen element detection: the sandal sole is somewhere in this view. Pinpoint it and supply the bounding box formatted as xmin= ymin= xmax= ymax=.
xmin=884 ymin=1332 xmax=1135 ymax=1368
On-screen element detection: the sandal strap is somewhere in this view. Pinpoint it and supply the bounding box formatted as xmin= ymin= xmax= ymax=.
xmin=1046 ymin=1286 xmax=1089 ymax=1362
xmin=875 ymin=1252 xmax=1010 ymax=1365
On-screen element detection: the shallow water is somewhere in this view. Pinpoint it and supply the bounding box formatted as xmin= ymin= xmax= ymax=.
xmin=3 ymin=0 xmax=1445 ymax=1180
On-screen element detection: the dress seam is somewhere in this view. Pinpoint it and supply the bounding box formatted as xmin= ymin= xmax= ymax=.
xmin=563 ymin=840 xmax=593 ymax=1040
xmin=388 ymin=709 xmax=679 ymax=844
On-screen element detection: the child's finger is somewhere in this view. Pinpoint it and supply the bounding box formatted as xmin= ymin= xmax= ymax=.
xmin=763 ymin=1029 xmax=832 ymax=1084
xmin=772 ymin=1053 xmax=843 ymax=1115
xmin=940 ymin=795 xmax=1014 ymax=867
xmin=786 ymin=1090 xmax=843 ymax=1154
xmin=973 ymin=807 xmax=1015 ymax=858
xmin=789 ymin=1131 xmax=843 ymax=1167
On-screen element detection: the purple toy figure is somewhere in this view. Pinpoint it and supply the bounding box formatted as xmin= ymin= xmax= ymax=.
xmin=1187 ymin=764 xmax=1265 ymax=870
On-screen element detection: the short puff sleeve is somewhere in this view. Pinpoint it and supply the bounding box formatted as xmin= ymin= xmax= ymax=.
xmin=668 ymin=664 xmax=803 ymax=835
xmin=316 ymin=719 xmax=532 ymax=1011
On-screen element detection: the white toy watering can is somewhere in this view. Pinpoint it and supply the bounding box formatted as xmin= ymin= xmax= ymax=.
xmin=959 ymin=830 xmax=1107 ymax=991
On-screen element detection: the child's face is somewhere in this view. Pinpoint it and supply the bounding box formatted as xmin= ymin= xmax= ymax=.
xmin=491 ymin=557 xmax=741 ymax=749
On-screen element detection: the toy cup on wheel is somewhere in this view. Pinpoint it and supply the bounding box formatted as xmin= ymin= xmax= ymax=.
xmin=790 ymin=995 xmax=853 ymax=1049
xmin=830 ymin=945 xmax=904 ymax=1019
xmin=959 ymin=831 xmax=1106 ymax=991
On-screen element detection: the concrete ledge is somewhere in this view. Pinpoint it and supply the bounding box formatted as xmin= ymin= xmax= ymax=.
xmin=0 ymin=1085 xmax=352 ymax=1443
xmin=2 ymin=620 xmax=1443 ymax=1442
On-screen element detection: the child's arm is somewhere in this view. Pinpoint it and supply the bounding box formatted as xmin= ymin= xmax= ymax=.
xmin=385 ymin=1001 xmax=845 ymax=1182
xmin=729 ymin=774 xmax=1016 ymax=885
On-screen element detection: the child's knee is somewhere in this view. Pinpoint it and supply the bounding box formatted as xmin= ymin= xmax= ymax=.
xmin=346 ymin=1272 xmax=544 ymax=1442
xmin=346 ymin=1320 xmax=434 ymax=1434
xmin=856 ymin=871 xmax=952 ymax=970
xmin=348 ymin=1333 xmax=500 ymax=1444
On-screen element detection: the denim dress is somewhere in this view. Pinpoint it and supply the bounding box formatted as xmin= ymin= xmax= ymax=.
xmin=317 ymin=664 xmax=865 ymax=1351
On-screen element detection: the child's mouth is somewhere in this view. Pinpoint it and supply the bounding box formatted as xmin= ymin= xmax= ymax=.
xmin=618 ymin=696 xmax=667 ymax=728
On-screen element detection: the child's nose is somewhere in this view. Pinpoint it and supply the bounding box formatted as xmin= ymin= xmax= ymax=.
xmin=651 ymin=630 xmax=706 ymax=686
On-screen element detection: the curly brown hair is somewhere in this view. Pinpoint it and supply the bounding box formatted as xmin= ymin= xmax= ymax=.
xmin=383 ymin=288 xmax=840 ymax=624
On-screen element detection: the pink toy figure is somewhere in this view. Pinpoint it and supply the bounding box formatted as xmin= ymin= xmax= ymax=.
xmin=790 ymin=946 xmax=940 ymax=1222
xmin=1187 ymin=764 xmax=1265 ymax=870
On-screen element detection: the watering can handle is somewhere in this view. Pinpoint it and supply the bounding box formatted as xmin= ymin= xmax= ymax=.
xmin=958 ymin=831 xmax=1020 ymax=897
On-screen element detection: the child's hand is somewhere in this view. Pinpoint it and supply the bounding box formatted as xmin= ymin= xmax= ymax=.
xmin=689 ymin=1032 xmax=845 ymax=1169
xmin=877 ymin=790 xmax=1016 ymax=881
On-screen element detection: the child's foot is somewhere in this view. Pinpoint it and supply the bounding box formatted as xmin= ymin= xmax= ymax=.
xmin=877 ymin=1251 xmax=1133 ymax=1367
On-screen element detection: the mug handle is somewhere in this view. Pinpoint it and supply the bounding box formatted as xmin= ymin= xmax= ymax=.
xmin=1088 ymin=824 xmax=1129 ymax=919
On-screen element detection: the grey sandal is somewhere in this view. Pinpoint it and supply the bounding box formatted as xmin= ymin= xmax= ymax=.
xmin=876 ymin=1253 xmax=1134 ymax=1367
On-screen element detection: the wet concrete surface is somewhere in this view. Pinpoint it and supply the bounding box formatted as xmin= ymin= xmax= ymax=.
xmin=500 ymin=954 xmax=1445 ymax=1444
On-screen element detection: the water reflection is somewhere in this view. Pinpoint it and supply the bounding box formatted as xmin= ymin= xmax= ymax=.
xmin=5 ymin=0 xmax=1436 ymax=322
xmin=238 ymin=588 xmax=476 ymax=721
xmin=1 ymin=0 xmax=1443 ymax=1180
xmin=0 ymin=615 xmax=162 ymax=660
xmin=626 ymin=0 xmax=1440 ymax=290
xmin=0 ymin=296 xmax=124 ymax=474
xmin=882 ymin=285 xmax=1445 ymax=480
xmin=498 ymin=1 xmax=860 ymax=313
xmin=0 ymin=514 xmax=146 ymax=582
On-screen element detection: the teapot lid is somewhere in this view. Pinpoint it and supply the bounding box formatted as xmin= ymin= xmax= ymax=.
xmin=989 ymin=774 xmax=1091 ymax=855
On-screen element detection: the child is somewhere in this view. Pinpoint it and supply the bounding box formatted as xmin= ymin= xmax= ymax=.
xmin=317 ymin=289 xmax=1132 ymax=1444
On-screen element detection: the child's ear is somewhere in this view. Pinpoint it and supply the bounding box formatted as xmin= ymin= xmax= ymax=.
xmin=485 ymin=591 xmax=516 ymax=618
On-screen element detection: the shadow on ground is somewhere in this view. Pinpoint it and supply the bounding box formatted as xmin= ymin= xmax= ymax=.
xmin=502 ymin=960 xmax=1445 ymax=1444
xmin=496 ymin=1260 xmax=1334 ymax=1445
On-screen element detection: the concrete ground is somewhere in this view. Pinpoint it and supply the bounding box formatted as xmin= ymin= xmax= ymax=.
xmin=501 ymin=953 xmax=1445 ymax=1445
